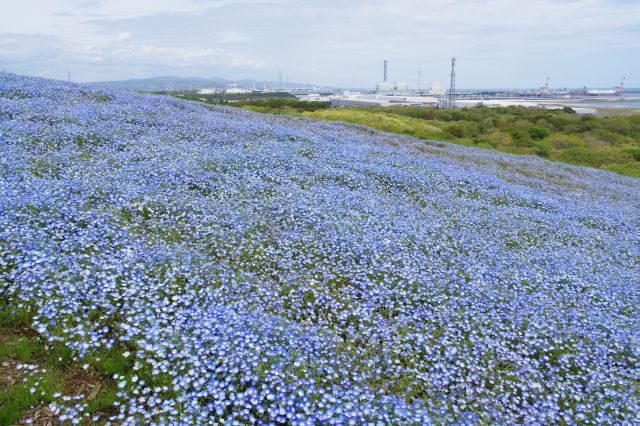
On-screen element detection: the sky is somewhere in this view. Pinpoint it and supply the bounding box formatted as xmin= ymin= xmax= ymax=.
xmin=1 ymin=0 xmax=638 ymax=89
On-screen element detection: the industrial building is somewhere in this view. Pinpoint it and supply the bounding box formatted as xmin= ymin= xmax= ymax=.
xmin=296 ymin=93 xmax=332 ymax=102
xmin=299 ymin=60 xmax=447 ymax=107
xmin=375 ymin=60 xmax=410 ymax=95
xmin=332 ymin=93 xmax=438 ymax=107
xmin=375 ymin=82 xmax=410 ymax=95
xmin=428 ymin=82 xmax=445 ymax=96
xmin=197 ymin=83 xmax=253 ymax=95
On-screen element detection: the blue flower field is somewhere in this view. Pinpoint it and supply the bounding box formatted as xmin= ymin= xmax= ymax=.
xmin=0 ymin=73 xmax=638 ymax=424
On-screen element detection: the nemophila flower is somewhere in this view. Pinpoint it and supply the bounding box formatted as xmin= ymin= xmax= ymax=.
xmin=0 ymin=72 xmax=638 ymax=424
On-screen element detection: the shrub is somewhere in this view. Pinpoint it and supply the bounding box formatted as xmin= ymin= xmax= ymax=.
xmin=602 ymin=116 xmax=632 ymax=135
xmin=547 ymin=134 xmax=585 ymax=149
xmin=447 ymin=123 xmax=466 ymax=138
xmin=488 ymin=131 xmax=515 ymax=148
xmin=533 ymin=139 xmax=553 ymax=157
xmin=529 ymin=125 xmax=551 ymax=140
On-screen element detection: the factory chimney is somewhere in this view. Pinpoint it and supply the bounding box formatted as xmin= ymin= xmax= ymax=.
xmin=383 ymin=60 xmax=388 ymax=83
xmin=448 ymin=57 xmax=456 ymax=109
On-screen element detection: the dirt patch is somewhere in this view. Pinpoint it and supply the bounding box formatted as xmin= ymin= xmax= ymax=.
xmin=63 ymin=370 xmax=103 ymax=400
xmin=62 ymin=369 xmax=119 ymax=421
xmin=1 ymin=358 xmax=22 ymax=388
xmin=15 ymin=405 xmax=58 ymax=426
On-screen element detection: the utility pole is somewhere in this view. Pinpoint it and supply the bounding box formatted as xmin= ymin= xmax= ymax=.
xmin=278 ymin=71 xmax=282 ymax=91
xmin=448 ymin=57 xmax=456 ymax=109
xmin=417 ymin=67 xmax=421 ymax=94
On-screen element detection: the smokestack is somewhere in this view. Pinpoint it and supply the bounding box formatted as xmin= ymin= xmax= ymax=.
xmin=383 ymin=60 xmax=388 ymax=82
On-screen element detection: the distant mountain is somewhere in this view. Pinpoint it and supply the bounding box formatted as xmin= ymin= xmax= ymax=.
xmin=88 ymin=76 xmax=328 ymax=91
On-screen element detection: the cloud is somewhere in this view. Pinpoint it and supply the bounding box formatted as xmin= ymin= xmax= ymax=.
xmin=0 ymin=33 xmax=66 ymax=64
xmin=0 ymin=29 xmax=265 ymax=83
xmin=1 ymin=0 xmax=639 ymax=87
xmin=116 ymin=31 xmax=131 ymax=42
xmin=83 ymin=34 xmax=266 ymax=69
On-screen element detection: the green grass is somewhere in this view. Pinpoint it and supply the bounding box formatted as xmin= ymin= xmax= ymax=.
xmin=0 ymin=294 xmax=178 ymax=425
xmin=0 ymin=321 xmax=68 ymax=424
xmin=305 ymin=108 xmax=447 ymax=141
xmin=0 ymin=301 xmax=134 ymax=425
xmin=1 ymin=375 xmax=32 ymax=424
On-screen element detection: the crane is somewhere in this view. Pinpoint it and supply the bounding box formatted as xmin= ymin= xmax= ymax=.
xmin=616 ymin=77 xmax=625 ymax=98
xmin=539 ymin=77 xmax=550 ymax=97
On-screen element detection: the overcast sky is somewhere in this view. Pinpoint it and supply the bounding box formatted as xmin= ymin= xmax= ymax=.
xmin=1 ymin=0 xmax=638 ymax=88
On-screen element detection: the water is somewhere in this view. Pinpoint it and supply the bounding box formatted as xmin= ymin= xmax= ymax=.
xmin=577 ymin=99 xmax=640 ymax=109
xmin=550 ymin=89 xmax=640 ymax=112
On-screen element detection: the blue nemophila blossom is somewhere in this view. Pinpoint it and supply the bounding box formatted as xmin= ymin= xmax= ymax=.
xmin=1 ymin=72 xmax=639 ymax=424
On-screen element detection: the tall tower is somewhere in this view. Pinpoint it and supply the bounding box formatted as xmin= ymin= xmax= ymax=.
xmin=278 ymin=71 xmax=282 ymax=91
xmin=449 ymin=57 xmax=456 ymax=109
xmin=417 ymin=67 xmax=421 ymax=93
xmin=383 ymin=60 xmax=388 ymax=83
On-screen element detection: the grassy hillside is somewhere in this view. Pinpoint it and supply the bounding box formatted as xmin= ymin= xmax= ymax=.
xmin=1 ymin=73 xmax=639 ymax=424
xmin=304 ymin=106 xmax=640 ymax=177
xmin=202 ymin=97 xmax=640 ymax=177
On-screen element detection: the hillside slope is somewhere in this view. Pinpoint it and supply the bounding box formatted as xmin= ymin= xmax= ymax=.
xmin=1 ymin=73 xmax=638 ymax=424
